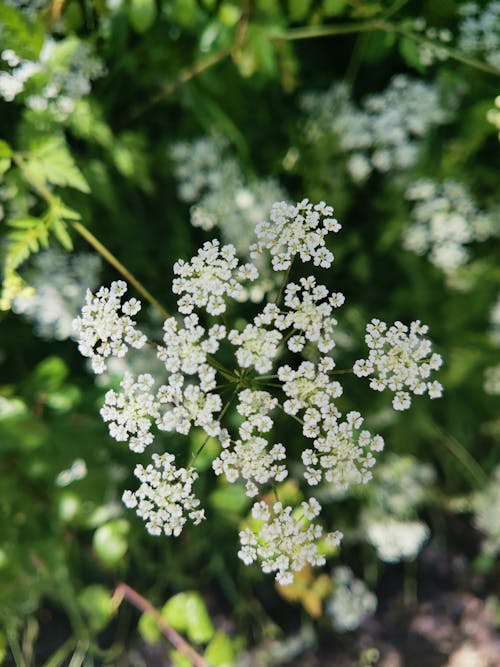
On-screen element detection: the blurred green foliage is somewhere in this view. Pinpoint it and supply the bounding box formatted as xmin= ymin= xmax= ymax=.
xmin=0 ymin=0 xmax=499 ymax=663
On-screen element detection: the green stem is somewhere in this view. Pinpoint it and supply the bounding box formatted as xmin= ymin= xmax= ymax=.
xmin=72 ymin=221 xmax=170 ymax=320
xmin=271 ymin=20 xmax=500 ymax=78
xmin=190 ymin=389 xmax=238 ymax=465
xmin=329 ymin=368 xmax=354 ymax=374
xmin=434 ymin=423 xmax=487 ymax=488
xmin=273 ymin=259 xmax=294 ymax=306
xmin=12 ymin=153 xmax=170 ymax=320
xmin=269 ymin=19 xmax=379 ymax=41
xmin=383 ymin=21 xmax=500 ymax=77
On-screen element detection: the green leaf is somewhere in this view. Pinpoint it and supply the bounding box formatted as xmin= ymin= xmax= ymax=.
xmin=204 ymin=631 xmax=237 ymax=666
xmin=0 ymin=630 xmax=6 ymax=663
xmin=209 ymin=484 xmax=251 ymax=517
xmin=128 ymin=0 xmax=157 ymax=33
xmin=0 ymin=140 xmax=12 ymax=159
xmin=78 ymin=585 xmax=114 ymax=632
xmin=0 ymin=5 xmax=44 ymax=59
xmin=0 ymin=140 xmax=12 ymax=174
xmin=93 ymin=520 xmax=129 ymax=566
xmin=26 ymin=137 xmax=90 ymax=193
xmin=162 ymin=592 xmax=215 ymax=644
xmin=52 ymin=219 xmax=73 ymax=251
xmin=170 ymin=651 xmax=191 ymax=667
xmin=398 ymin=36 xmax=425 ymax=73
xmin=31 ymin=356 xmax=68 ymax=393
xmin=7 ymin=216 xmax=41 ymax=230
xmin=287 ymin=0 xmax=312 ymax=22
xmin=138 ymin=611 xmax=161 ymax=644
xmin=322 ymin=0 xmax=346 ymax=17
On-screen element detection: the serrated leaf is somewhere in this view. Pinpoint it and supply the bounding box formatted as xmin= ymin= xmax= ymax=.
xmin=26 ymin=137 xmax=90 ymax=193
xmin=7 ymin=216 xmax=41 ymax=229
xmin=51 ymin=219 xmax=73 ymax=250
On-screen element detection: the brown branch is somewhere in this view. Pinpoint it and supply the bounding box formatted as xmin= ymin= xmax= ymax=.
xmin=112 ymin=582 xmax=209 ymax=667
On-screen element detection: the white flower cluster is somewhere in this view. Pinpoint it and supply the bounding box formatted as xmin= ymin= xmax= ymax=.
xmin=327 ymin=567 xmax=377 ymax=632
xmin=56 ymin=459 xmax=88 ymax=487
xmin=301 ymin=76 xmax=452 ymax=182
xmin=251 ymin=199 xmax=340 ymax=270
xmin=229 ymin=320 xmax=282 ymax=373
xmin=365 ymin=517 xmax=430 ymax=563
xmin=277 ymin=358 xmax=384 ymax=489
xmin=101 ymin=372 xmax=159 ymax=452
xmin=278 ymin=277 xmax=344 ymax=353
xmin=411 ymin=18 xmax=452 ymax=67
xmin=123 ymin=453 xmax=205 ymax=537
xmin=0 ymin=39 xmax=104 ymax=118
xmin=354 ymin=319 xmax=443 ymax=410
xmin=173 ymin=240 xmax=258 ymax=315
xmin=170 ymin=137 xmax=287 ymax=257
xmin=404 ymin=179 xmax=497 ymax=274
xmin=302 ymin=411 xmax=384 ymax=489
xmin=13 ymin=249 xmax=101 ymax=340
xmin=371 ymin=454 xmax=436 ymax=517
xmin=73 ymin=280 xmax=147 ymax=374
xmin=213 ymin=389 xmax=287 ymax=496
xmin=238 ymin=500 xmax=342 ymax=585
xmin=74 ymin=197 xmax=443 ymax=583
xmin=484 ymin=364 xmax=500 ymax=395
xmin=472 ymin=465 xmax=500 ymax=557
xmin=0 ymin=50 xmax=40 ymax=101
xmin=458 ymin=2 xmax=500 ymax=69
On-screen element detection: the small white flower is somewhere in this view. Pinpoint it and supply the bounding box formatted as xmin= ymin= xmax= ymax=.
xmin=354 ymin=319 xmax=443 ymax=409
xmin=238 ymin=500 xmax=342 ymax=584
xmin=173 ymin=239 xmax=258 ymax=315
xmin=100 ymin=372 xmax=159 ymax=452
xmin=365 ymin=517 xmax=430 ymax=562
xmin=250 ymin=199 xmax=340 ymax=271
xmin=302 ymin=411 xmax=384 ymax=490
xmin=327 ymin=567 xmax=377 ymax=632
xmin=123 ymin=453 xmax=205 ymax=537
xmin=73 ymin=281 xmax=147 ymax=374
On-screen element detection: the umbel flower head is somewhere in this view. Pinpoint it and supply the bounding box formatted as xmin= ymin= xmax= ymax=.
xmin=73 ymin=198 xmax=443 ymax=584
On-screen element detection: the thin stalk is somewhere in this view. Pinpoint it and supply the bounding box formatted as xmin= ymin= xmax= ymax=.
xmin=271 ymin=20 xmax=500 ymax=78
xmin=43 ymin=639 xmax=77 ymax=667
xmin=71 ymin=221 xmax=169 ymax=319
xmin=273 ymin=260 xmax=294 ymax=306
xmin=328 ymin=368 xmax=354 ymax=375
xmin=269 ymin=19 xmax=380 ymax=41
xmin=112 ymin=582 xmax=208 ymax=667
xmin=190 ymin=389 xmax=237 ymax=465
xmin=382 ymin=20 xmax=500 ymax=77
xmin=12 ymin=153 xmax=170 ymax=320
xmin=434 ymin=423 xmax=487 ymax=488
xmin=6 ymin=628 xmax=26 ymax=667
